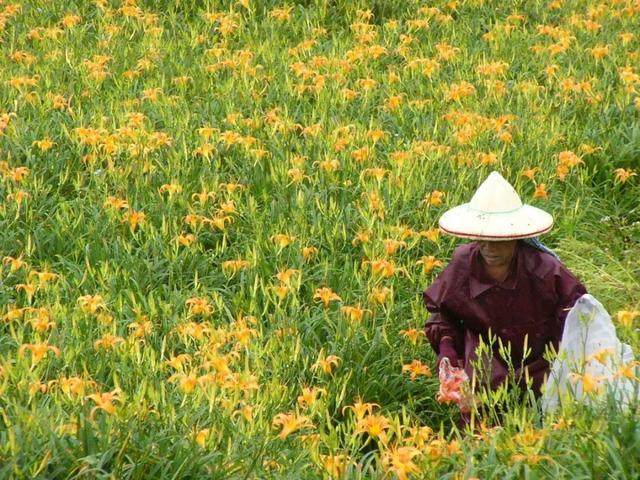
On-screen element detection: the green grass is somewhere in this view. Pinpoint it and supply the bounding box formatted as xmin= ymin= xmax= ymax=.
xmin=0 ymin=0 xmax=638 ymax=478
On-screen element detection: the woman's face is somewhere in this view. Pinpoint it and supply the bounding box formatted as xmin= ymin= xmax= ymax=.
xmin=477 ymin=240 xmax=517 ymax=267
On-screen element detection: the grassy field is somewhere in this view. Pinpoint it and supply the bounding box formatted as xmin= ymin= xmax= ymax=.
xmin=0 ymin=0 xmax=639 ymax=478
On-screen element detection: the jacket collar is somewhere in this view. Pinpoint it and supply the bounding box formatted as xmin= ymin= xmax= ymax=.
xmin=469 ymin=242 xmax=520 ymax=299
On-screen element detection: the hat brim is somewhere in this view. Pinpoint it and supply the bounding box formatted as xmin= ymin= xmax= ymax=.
xmin=438 ymin=203 xmax=553 ymax=240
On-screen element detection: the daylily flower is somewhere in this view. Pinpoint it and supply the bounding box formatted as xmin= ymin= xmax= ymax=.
xmin=313 ymin=287 xmax=341 ymax=307
xmin=311 ymin=351 xmax=341 ymax=374
xmin=272 ymin=412 xmax=314 ymax=439
xmin=18 ymin=342 xmax=61 ymax=363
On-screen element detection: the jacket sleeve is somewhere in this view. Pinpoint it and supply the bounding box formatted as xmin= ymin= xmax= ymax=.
xmin=422 ymin=268 xmax=464 ymax=356
xmin=550 ymin=262 xmax=588 ymax=351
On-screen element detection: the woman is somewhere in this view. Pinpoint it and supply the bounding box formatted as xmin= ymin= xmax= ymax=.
xmin=422 ymin=172 xmax=587 ymax=418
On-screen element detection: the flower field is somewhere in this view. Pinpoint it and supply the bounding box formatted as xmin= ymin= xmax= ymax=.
xmin=1 ymin=0 xmax=639 ymax=478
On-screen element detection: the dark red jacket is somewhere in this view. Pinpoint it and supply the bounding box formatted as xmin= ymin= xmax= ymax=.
xmin=423 ymin=240 xmax=587 ymax=394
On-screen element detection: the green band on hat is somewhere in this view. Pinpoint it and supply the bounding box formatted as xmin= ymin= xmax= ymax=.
xmin=466 ymin=204 xmax=524 ymax=215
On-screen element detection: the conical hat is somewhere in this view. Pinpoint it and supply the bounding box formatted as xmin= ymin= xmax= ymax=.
xmin=438 ymin=171 xmax=553 ymax=240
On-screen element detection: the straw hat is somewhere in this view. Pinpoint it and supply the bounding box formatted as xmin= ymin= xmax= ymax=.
xmin=438 ymin=171 xmax=553 ymax=241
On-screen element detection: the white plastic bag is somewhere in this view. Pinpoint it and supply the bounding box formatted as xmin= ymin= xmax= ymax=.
xmin=541 ymin=294 xmax=638 ymax=414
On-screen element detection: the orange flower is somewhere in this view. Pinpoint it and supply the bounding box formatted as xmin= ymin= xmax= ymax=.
xmin=222 ymin=259 xmax=251 ymax=275
xmin=477 ymin=151 xmax=499 ymax=165
xmin=415 ymin=255 xmax=443 ymax=274
xmin=533 ymin=183 xmax=548 ymax=200
xmin=270 ymin=233 xmax=296 ymax=248
xmin=364 ymin=258 xmax=403 ymax=278
xmin=369 ymin=286 xmax=392 ymax=305
xmin=18 ymin=342 xmax=61 ymax=363
xmin=195 ymin=428 xmax=210 ymax=447
xmin=77 ymin=294 xmax=106 ymax=314
xmin=122 ymin=210 xmax=146 ymax=232
xmin=302 ymin=245 xmax=318 ymax=260
xmin=272 ymin=412 xmax=314 ymax=439
xmin=418 ymin=228 xmax=440 ymax=243
xmin=87 ymin=388 xmax=122 ymax=417
xmin=402 ymin=359 xmax=432 ymax=380
xmin=422 ymin=190 xmax=445 ymax=206
xmin=399 ymin=328 xmax=426 ymax=345
xmin=380 ymin=445 xmax=422 ymax=480
xmin=616 ymin=310 xmax=639 ymax=327
xmin=313 ymin=287 xmax=341 ymax=307
xmin=340 ymin=305 xmax=370 ymax=323
xmin=93 ymin=334 xmax=125 ymax=351
xmin=297 ymin=386 xmax=326 ymax=408
xmin=311 ymin=350 xmax=341 ymax=374
xmin=614 ymin=168 xmax=636 ymax=184
xmin=185 ymin=297 xmax=213 ymax=316
xmin=354 ymin=414 xmax=391 ymax=443
xmin=521 ymin=167 xmax=539 ymax=181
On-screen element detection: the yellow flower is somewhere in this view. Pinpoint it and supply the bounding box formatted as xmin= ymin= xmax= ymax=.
xmin=418 ymin=228 xmax=440 ymax=243
xmin=364 ymin=258 xmax=403 ymax=278
xmin=18 ymin=343 xmax=61 ymax=363
xmin=272 ymin=412 xmax=314 ymax=439
xmin=415 ymin=255 xmax=443 ymax=274
xmin=477 ymin=151 xmax=499 ymax=165
xmin=521 ymin=167 xmax=540 ymax=181
xmin=302 ymin=245 xmax=318 ymax=260
xmin=122 ymin=210 xmax=146 ymax=232
xmin=613 ymin=169 xmax=636 ymax=184
xmin=175 ymin=233 xmax=196 ymax=247
xmin=77 ymin=294 xmax=106 ymax=314
xmin=93 ymin=334 xmax=125 ymax=351
xmin=3 ymin=255 xmax=28 ymax=272
xmin=587 ymin=45 xmax=610 ymax=60
xmin=30 ymin=309 xmax=56 ymax=333
xmin=352 ymin=230 xmax=371 ymax=246
xmin=342 ymin=398 xmax=379 ymax=420
xmin=185 ymin=297 xmax=213 ymax=316
xmin=104 ymin=196 xmax=130 ymax=211
xmin=422 ymin=190 xmax=445 ymax=206
xmin=16 ymin=282 xmax=38 ymax=299
xmin=168 ymin=372 xmax=199 ymax=393
xmin=87 ymin=389 xmax=122 ymax=417
xmin=616 ymin=310 xmax=639 ymax=327
xmin=399 ymin=329 xmax=425 ymax=345
xmin=380 ymin=445 xmax=422 ymax=480
xmin=195 ymin=428 xmax=210 ymax=447
xmin=533 ymin=183 xmax=549 ymax=200
xmin=569 ymin=372 xmax=603 ymax=394
xmin=268 ymin=6 xmax=293 ymax=21
xmin=158 ymin=183 xmax=183 ymax=197
xmin=444 ymin=81 xmax=476 ymax=102
xmin=311 ymin=351 xmax=341 ymax=374
xmin=276 ymin=268 xmax=299 ymax=285
xmin=354 ymin=414 xmax=391 ymax=443
xmin=402 ymin=359 xmax=432 ymax=380
xmin=313 ymin=287 xmax=342 ymax=307
xmin=165 ymin=354 xmax=192 ymax=370
xmin=297 ymin=386 xmax=325 ymax=408
xmin=128 ymin=317 xmax=153 ymax=339
xmin=615 ymin=361 xmax=639 ymax=381
xmin=271 ymin=283 xmax=290 ymax=300
xmin=222 ymin=259 xmax=251 ymax=275
xmin=340 ymin=305 xmax=370 ymax=323
xmin=270 ymin=233 xmax=296 ymax=248
xmin=32 ymin=138 xmax=55 ymax=152
xmin=319 ymin=454 xmax=351 ymax=479
xmin=56 ymin=376 xmax=96 ymax=397
xmin=369 ymin=286 xmax=392 ymax=305
xmin=586 ymin=348 xmax=614 ymax=364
